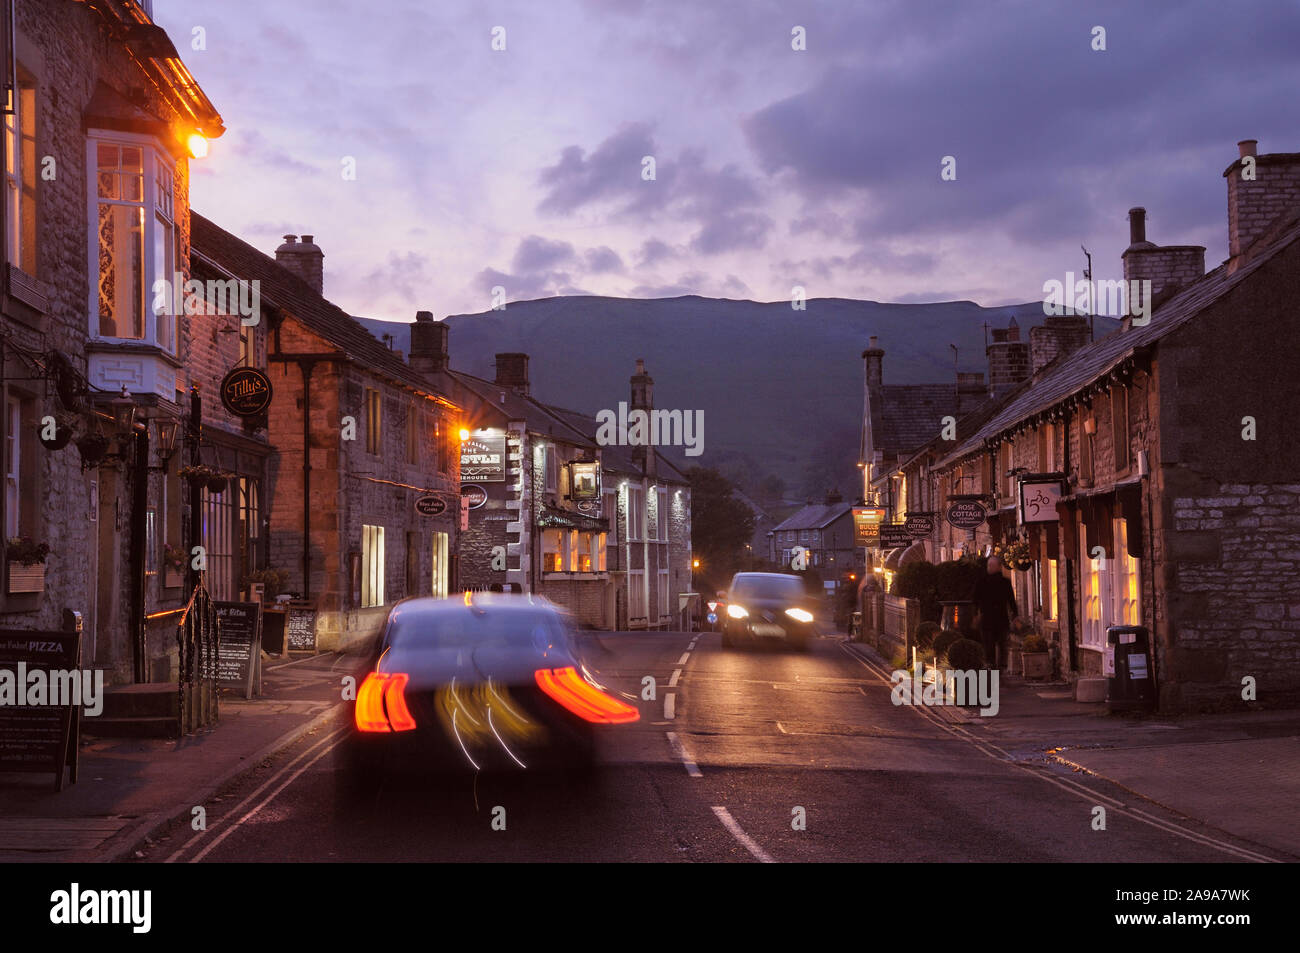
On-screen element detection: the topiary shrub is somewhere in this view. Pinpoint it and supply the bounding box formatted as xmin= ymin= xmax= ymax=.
xmin=893 ymin=560 xmax=940 ymax=621
xmin=1022 ymin=632 xmax=1048 ymax=654
xmin=932 ymin=628 xmax=962 ymax=662
xmin=914 ymin=620 xmax=943 ymax=651
xmin=945 ymin=637 xmax=986 ymax=671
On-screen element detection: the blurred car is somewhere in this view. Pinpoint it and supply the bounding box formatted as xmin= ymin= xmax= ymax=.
xmin=720 ymin=572 xmax=815 ymax=651
xmin=337 ymin=593 xmax=638 ymax=800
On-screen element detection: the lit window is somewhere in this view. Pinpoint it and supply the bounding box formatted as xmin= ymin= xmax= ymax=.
xmin=90 ymin=135 xmax=178 ymax=351
xmin=364 ymin=389 xmax=382 ymax=455
xmin=4 ymin=69 xmax=37 ymax=275
xmin=362 ymin=524 xmax=385 ymax=607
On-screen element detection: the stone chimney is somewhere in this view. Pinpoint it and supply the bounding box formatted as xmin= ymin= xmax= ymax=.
xmin=630 ymin=358 xmax=655 ymax=480
xmin=1121 ymin=207 xmax=1205 ymax=316
xmin=408 ymin=311 xmax=448 ymax=379
xmin=956 ymin=371 xmax=987 ymax=414
xmin=862 ymin=335 xmax=884 ymax=398
xmin=986 ymin=317 xmax=1029 ymax=398
xmin=494 ymin=353 xmax=529 ymax=395
xmin=275 ymin=234 xmax=324 ymax=295
xmin=1224 ymin=139 xmax=1300 ymax=272
xmin=1029 ymin=313 xmax=1091 ymax=375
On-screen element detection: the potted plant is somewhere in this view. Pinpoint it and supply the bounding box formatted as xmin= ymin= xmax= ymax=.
xmin=206 ymin=471 xmax=230 ymax=493
xmin=179 ymin=464 xmax=224 ymax=490
xmin=7 ymin=537 xmax=50 ymax=593
xmin=242 ymin=567 xmax=288 ymax=602
xmin=39 ymin=411 xmax=79 ymax=451
xmin=163 ymin=543 xmax=186 ymax=588
xmin=1021 ymin=632 xmax=1051 ymax=679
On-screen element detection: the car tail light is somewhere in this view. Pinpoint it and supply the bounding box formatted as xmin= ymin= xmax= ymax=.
xmin=534 ymin=666 xmax=639 ymax=724
xmin=355 ymin=672 xmax=417 ymax=732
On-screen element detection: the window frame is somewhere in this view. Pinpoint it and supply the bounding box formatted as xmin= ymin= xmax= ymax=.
xmin=364 ymin=388 xmax=382 ymax=456
xmin=4 ymin=65 xmax=38 ymax=276
xmin=85 ymin=130 xmax=179 ymax=351
xmin=361 ymin=523 xmax=385 ymax=607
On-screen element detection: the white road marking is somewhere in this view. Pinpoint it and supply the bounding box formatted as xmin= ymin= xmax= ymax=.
xmin=712 ymin=806 xmax=776 ymax=863
xmin=776 ymin=721 xmax=788 ymax=734
xmin=677 ymin=652 xmax=690 ymax=666
xmin=836 ymin=642 xmax=1279 ymax=863
xmin=664 ymin=693 xmax=676 ymax=720
xmin=165 ymin=725 xmax=347 ymax=863
xmin=665 ymin=731 xmax=702 ymax=777
xmin=688 ymin=640 xmax=698 ymax=650
xmin=668 ymin=668 xmax=682 ymax=688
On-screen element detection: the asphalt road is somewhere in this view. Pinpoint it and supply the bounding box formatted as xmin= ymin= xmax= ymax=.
xmin=135 ymin=629 xmax=1279 ymax=863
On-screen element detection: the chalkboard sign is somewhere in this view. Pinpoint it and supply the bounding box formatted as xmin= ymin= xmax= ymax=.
xmin=286 ymin=602 xmax=318 ymax=654
xmin=0 ymin=628 xmax=81 ymax=791
xmin=214 ymin=602 xmax=262 ymax=699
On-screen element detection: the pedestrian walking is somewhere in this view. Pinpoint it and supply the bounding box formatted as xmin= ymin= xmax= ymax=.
xmin=970 ymin=555 xmax=1018 ymax=670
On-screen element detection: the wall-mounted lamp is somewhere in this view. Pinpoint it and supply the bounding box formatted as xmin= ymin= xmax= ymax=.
xmin=155 ymin=417 xmax=180 ymax=466
xmin=187 ymin=132 xmax=209 ymax=159
xmin=1083 ymin=416 xmax=1097 ymax=436
xmin=110 ymin=386 xmax=137 ymax=433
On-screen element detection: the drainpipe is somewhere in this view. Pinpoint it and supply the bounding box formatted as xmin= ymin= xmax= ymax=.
xmin=301 ymin=361 xmax=314 ymax=598
xmin=129 ymin=425 xmax=150 ymax=683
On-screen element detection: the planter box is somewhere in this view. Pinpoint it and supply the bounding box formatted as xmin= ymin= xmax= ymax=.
xmin=1022 ymin=652 xmax=1050 ymax=679
xmin=8 ymin=563 xmax=45 ymax=593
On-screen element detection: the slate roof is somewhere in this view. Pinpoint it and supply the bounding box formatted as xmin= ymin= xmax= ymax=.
xmin=544 ymin=404 xmax=691 ymax=485
xmin=773 ymin=500 xmax=854 ymax=532
xmin=874 ymin=384 xmax=965 ymax=455
xmin=935 ymin=210 xmax=1300 ymax=470
xmin=444 ymin=371 xmax=598 ymax=449
xmin=190 ymin=212 xmax=450 ymax=401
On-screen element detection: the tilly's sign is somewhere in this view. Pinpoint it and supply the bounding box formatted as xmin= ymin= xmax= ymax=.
xmin=946 ymin=497 xmax=988 ymax=530
xmin=219 ymin=366 xmax=273 ymax=417
xmin=461 ymin=432 xmax=506 ymax=482
xmin=851 ymin=507 xmax=885 ymax=546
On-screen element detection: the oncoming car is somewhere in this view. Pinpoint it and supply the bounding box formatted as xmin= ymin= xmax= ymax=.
xmin=720 ymin=572 xmax=816 ymax=651
xmin=336 ymin=593 xmax=638 ymax=800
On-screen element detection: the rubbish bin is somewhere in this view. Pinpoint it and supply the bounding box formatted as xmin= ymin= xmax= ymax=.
xmin=1105 ymin=625 xmax=1156 ymax=712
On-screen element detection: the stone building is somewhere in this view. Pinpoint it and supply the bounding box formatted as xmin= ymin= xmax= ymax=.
xmin=0 ymin=0 xmax=222 ymax=683
xmin=769 ymin=494 xmax=859 ymax=582
xmin=880 ymin=139 xmax=1300 ymax=712
xmin=190 ymin=221 xmax=463 ymax=652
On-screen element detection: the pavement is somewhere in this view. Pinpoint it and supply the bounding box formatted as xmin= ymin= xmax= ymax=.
xmin=0 ymin=628 xmax=1296 ymax=862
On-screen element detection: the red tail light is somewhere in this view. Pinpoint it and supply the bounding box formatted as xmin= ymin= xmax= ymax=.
xmin=355 ymin=672 xmax=417 ymax=732
xmin=534 ymin=667 xmax=639 ymax=724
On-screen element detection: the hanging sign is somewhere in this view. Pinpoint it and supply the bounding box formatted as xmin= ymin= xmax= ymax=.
xmin=219 ymin=366 xmax=273 ymax=417
xmin=852 ymin=507 xmax=885 ymax=546
xmin=1019 ymin=479 xmax=1064 ymax=523
xmin=415 ymin=495 xmax=448 ymax=516
xmin=904 ymin=512 xmax=936 ymax=538
xmin=878 ymin=524 xmax=913 ymax=549
xmin=946 ymin=498 xmax=988 ymax=529
xmin=461 ymin=484 xmax=488 ymax=509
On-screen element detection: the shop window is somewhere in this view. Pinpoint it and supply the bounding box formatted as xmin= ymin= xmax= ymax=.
xmin=362 ymin=524 xmax=385 ymax=607
xmin=1115 ymin=519 xmax=1140 ymax=625
xmin=201 ymin=486 xmax=234 ymax=600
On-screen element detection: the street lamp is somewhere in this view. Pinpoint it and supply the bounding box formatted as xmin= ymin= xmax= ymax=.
xmin=154 ymin=417 xmax=180 ymax=468
xmin=110 ymin=386 xmax=136 ymax=433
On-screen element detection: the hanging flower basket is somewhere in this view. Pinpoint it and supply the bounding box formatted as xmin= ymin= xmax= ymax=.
xmin=206 ymin=473 xmax=229 ymax=493
xmin=180 ymin=464 xmax=218 ymax=488
xmin=76 ymin=432 xmax=111 ymax=467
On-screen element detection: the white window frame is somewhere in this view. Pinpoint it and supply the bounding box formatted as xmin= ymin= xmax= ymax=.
xmin=629 ymin=568 xmax=646 ymax=619
xmin=4 ymin=398 xmax=20 ymax=539
xmin=544 ymin=445 xmax=557 ymax=493
xmin=431 ymin=531 xmax=448 ymax=598
xmin=627 ymin=485 xmax=645 ymax=541
xmin=657 ymin=565 xmax=670 ymax=619
xmin=86 ymin=130 xmax=178 ymax=352
xmin=5 ymin=67 xmax=37 ymax=275
xmin=656 ymin=486 xmax=668 ymax=541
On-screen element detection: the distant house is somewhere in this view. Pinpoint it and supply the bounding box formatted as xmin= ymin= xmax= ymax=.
xmin=768 ymin=493 xmax=860 ymax=585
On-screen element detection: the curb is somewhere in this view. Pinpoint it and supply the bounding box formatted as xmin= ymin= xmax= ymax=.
xmin=96 ymin=700 xmax=346 ymax=863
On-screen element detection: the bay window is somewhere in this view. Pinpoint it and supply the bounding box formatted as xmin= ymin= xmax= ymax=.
xmin=87 ymin=133 xmax=178 ymax=351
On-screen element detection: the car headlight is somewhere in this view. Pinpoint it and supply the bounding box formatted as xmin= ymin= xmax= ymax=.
xmin=726 ymin=604 xmax=749 ymax=619
xmin=785 ymin=608 xmax=814 ymax=623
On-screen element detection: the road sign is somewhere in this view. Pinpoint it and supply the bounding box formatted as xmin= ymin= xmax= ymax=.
xmin=707 ymin=601 xmax=718 ymax=612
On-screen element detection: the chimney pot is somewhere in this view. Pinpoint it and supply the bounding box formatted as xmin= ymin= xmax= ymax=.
xmin=1128 ymin=207 xmax=1146 ymax=246
xmin=275 ymin=232 xmax=324 ymax=294
xmin=494 ymin=352 xmax=530 ymax=395
xmin=283 ymin=234 xmax=297 ymax=244
xmin=1238 ymin=139 xmax=1258 ymax=159
xmin=301 ymin=234 xmax=314 ymax=245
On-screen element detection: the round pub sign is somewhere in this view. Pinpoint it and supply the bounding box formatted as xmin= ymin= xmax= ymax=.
xmin=461 ymin=485 xmax=488 ymax=509
xmin=415 ymin=495 xmax=448 ymax=516
xmin=220 ymin=366 xmax=273 ymax=417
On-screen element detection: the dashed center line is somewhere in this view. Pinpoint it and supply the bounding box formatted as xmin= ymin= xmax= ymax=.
xmin=712 ymin=807 xmax=776 ymax=863
xmin=664 ymin=693 xmax=676 ymax=719
xmin=677 ymin=652 xmax=691 ymax=666
xmin=665 ymin=731 xmax=702 ymax=777
xmin=668 ymin=668 xmax=682 ymax=688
